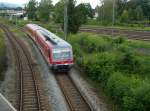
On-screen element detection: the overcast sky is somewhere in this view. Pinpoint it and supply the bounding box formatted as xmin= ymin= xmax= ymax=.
xmin=0 ymin=0 xmax=100 ymax=8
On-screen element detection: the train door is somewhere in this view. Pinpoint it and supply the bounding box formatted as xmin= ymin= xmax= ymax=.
xmin=47 ymin=47 xmax=52 ymax=64
xmin=36 ymin=32 xmax=45 ymax=50
xmin=35 ymin=30 xmax=39 ymax=42
xmin=43 ymin=42 xmax=49 ymax=58
xmin=45 ymin=46 xmax=51 ymax=62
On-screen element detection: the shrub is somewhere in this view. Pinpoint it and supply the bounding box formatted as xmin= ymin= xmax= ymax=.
xmin=106 ymin=72 xmax=132 ymax=103
xmin=116 ymin=51 xmax=142 ymax=74
xmin=67 ymin=32 xmax=150 ymax=111
xmin=117 ymin=45 xmax=133 ymax=53
xmin=133 ymin=83 xmax=150 ymax=111
xmin=113 ymin=36 xmax=126 ymax=45
xmin=83 ymin=53 xmax=115 ymax=84
xmin=107 ymin=72 xmax=150 ymax=111
xmin=69 ymin=33 xmax=112 ymax=53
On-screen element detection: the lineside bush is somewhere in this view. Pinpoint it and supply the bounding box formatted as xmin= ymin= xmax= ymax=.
xmin=68 ymin=32 xmax=150 ymax=111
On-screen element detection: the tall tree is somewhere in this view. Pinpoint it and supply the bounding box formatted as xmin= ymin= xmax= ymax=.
xmin=26 ymin=0 xmax=37 ymax=20
xmin=53 ymin=1 xmax=64 ymax=23
xmin=120 ymin=9 xmax=129 ymax=22
xmin=54 ymin=0 xmax=84 ymax=33
xmin=37 ymin=0 xmax=53 ymax=22
xmin=67 ymin=0 xmax=80 ymax=33
xmin=98 ymin=0 xmax=116 ymax=24
xmin=116 ymin=0 xmax=128 ymax=17
xmin=135 ymin=5 xmax=144 ymax=20
xmin=76 ymin=3 xmax=93 ymax=24
xmin=84 ymin=3 xmax=93 ymax=18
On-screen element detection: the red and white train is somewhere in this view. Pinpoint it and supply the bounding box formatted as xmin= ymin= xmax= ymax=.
xmin=25 ymin=24 xmax=74 ymax=71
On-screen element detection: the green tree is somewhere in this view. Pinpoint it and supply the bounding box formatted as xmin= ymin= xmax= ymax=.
xmin=84 ymin=3 xmax=93 ymax=18
xmin=54 ymin=0 xmax=84 ymax=33
xmin=128 ymin=8 xmax=136 ymax=21
xmin=120 ymin=9 xmax=129 ymax=22
xmin=135 ymin=5 xmax=144 ymax=21
xmin=103 ymin=0 xmax=113 ymax=24
xmin=26 ymin=0 xmax=37 ymax=20
xmin=37 ymin=0 xmax=53 ymax=22
xmin=97 ymin=0 xmax=117 ymax=25
xmin=127 ymin=0 xmax=150 ymax=20
xmin=76 ymin=3 xmax=93 ymax=24
xmin=53 ymin=1 xmax=64 ymax=23
xmin=67 ymin=0 xmax=80 ymax=33
xmin=76 ymin=4 xmax=87 ymax=24
xmin=116 ymin=0 xmax=128 ymax=18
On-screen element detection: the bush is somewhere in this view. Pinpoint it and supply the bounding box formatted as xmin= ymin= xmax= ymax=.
xmin=69 ymin=33 xmax=112 ymax=53
xmin=68 ymin=32 xmax=150 ymax=111
xmin=116 ymin=51 xmax=142 ymax=74
xmin=107 ymin=72 xmax=132 ymax=103
xmin=132 ymin=83 xmax=150 ymax=111
xmin=82 ymin=53 xmax=115 ymax=84
xmin=107 ymin=72 xmax=150 ymax=111
xmin=112 ymin=36 xmax=126 ymax=45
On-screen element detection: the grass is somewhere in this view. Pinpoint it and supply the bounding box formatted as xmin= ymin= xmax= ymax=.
xmin=82 ymin=24 xmax=150 ymax=31
xmin=84 ymin=19 xmax=150 ymax=31
xmin=0 ymin=29 xmax=7 ymax=82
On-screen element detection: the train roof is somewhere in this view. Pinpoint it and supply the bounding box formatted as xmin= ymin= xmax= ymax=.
xmin=26 ymin=24 xmax=71 ymax=48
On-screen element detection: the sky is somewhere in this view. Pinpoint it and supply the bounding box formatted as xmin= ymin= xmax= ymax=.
xmin=0 ymin=0 xmax=100 ymax=8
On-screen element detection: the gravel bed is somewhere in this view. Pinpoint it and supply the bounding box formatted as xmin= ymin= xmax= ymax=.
xmin=0 ymin=37 xmax=16 ymax=107
xmin=22 ymin=36 xmax=69 ymax=111
xmin=69 ymin=68 xmax=110 ymax=111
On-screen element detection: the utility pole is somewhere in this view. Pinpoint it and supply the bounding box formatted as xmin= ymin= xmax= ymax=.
xmin=64 ymin=0 xmax=68 ymax=40
xmin=112 ymin=0 xmax=115 ymax=36
xmin=100 ymin=0 xmax=103 ymax=25
xmin=112 ymin=0 xmax=115 ymax=25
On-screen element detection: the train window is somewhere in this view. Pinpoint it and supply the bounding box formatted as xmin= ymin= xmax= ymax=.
xmin=53 ymin=50 xmax=71 ymax=60
xmin=43 ymin=34 xmax=49 ymax=40
xmin=39 ymin=30 xmax=48 ymax=39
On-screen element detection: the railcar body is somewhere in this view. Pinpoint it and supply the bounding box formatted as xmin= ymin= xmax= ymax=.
xmin=25 ymin=24 xmax=74 ymax=71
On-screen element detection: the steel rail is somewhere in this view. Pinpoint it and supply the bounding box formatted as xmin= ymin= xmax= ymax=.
xmin=0 ymin=24 xmax=46 ymax=111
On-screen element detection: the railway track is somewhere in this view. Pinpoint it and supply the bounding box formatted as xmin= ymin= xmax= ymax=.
xmin=0 ymin=24 xmax=50 ymax=111
xmin=80 ymin=27 xmax=150 ymax=41
xmin=12 ymin=25 xmax=93 ymax=111
xmin=56 ymin=73 xmax=92 ymax=111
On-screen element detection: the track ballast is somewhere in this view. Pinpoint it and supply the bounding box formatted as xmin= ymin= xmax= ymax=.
xmin=56 ymin=73 xmax=92 ymax=111
xmin=0 ymin=24 xmax=51 ymax=111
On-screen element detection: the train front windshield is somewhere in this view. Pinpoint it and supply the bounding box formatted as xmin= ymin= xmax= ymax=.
xmin=53 ymin=49 xmax=72 ymax=61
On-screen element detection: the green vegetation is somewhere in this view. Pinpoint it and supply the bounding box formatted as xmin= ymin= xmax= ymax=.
xmin=26 ymin=0 xmax=37 ymax=20
xmin=53 ymin=0 xmax=93 ymax=33
xmin=83 ymin=23 xmax=150 ymax=31
xmin=25 ymin=0 xmax=94 ymax=33
xmin=0 ymin=29 xmax=7 ymax=82
xmin=37 ymin=0 xmax=53 ymax=22
xmin=96 ymin=0 xmax=150 ymax=25
xmin=67 ymin=32 xmax=150 ymax=111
